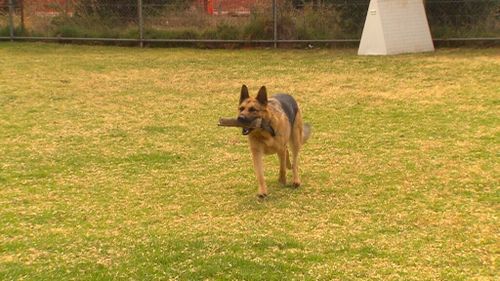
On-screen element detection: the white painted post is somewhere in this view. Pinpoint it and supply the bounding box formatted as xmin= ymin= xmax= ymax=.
xmin=358 ymin=0 xmax=434 ymax=55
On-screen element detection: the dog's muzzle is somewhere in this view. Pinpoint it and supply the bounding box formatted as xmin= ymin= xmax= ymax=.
xmin=238 ymin=116 xmax=253 ymax=135
xmin=237 ymin=115 xmax=252 ymax=124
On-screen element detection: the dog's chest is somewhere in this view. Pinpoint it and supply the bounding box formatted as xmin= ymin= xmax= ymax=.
xmin=249 ymin=124 xmax=289 ymax=155
xmin=249 ymin=134 xmax=282 ymax=154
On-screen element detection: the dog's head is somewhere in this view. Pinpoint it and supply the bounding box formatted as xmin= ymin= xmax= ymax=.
xmin=237 ymin=85 xmax=268 ymax=125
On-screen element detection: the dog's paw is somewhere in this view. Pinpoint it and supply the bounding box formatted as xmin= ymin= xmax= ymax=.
xmin=257 ymin=193 xmax=268 ymax=199
xmin=292 ymin=182 xmax=301 ymax=188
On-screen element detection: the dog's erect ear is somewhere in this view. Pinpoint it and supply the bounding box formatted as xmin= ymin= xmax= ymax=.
xmin=256 ymin=86 xmax=268 ymax=106
xmin=240 ymin=85 xmax=250 ymax=105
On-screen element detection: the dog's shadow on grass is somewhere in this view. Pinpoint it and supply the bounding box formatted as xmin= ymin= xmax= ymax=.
xmin=236 ymin=181 xmax=303 ymax=210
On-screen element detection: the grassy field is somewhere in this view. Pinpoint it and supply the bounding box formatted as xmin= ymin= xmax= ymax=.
xmin=0 ymin=43 xmax=498 ymax=280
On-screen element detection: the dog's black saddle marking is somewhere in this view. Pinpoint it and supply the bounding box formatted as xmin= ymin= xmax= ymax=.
xmin=273 ymin=94 xmax=298 ymax=127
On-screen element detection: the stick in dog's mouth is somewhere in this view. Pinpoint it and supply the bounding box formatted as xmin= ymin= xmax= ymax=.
xmin=218 ymin=117 xmax=275 ymax=137
xmin=218 ymin=117 xmax=262 ymax=128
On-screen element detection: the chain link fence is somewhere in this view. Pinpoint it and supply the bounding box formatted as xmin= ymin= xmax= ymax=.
xmin=1 ymin=0 xmax=499 ymax=46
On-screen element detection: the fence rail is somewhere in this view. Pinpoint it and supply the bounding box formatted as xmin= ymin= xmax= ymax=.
xmin=1 ymin=0 xmax=499 ymax=47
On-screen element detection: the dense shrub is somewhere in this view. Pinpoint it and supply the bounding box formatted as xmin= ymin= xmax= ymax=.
xmin=292 ymin=0 xmax=499 ymax=38
xmin=242 ymin=16 xmax=273 ymax=40
xmin=425 ymin=0 xmax=498 ymax=26
xmin=425 ymin=0 xmax=499 ymax=37
xmin=74 ymin=0 xmax=194 ymax=20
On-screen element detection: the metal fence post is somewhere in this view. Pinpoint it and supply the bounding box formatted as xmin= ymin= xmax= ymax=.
xmin=20 ymin=0 xmax=25 ymax=31
xmin=138 ymin=0 xmax=144 ymax=48
xmin=273 ymin=0 xmax=277 ymax=48
xmin=7 ymin=0 xmax=15 ymax=41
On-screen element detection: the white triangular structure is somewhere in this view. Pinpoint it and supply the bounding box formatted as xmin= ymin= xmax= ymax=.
xmin=358 ymin=0 xmax=434 ymax=55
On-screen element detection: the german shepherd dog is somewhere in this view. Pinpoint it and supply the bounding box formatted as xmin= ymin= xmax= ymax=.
xmin=237 ymin=85 xmax=311 ymax=198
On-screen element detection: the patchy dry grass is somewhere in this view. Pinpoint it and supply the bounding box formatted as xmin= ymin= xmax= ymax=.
xmin=0 ymin=43 xmax=498 ymax=280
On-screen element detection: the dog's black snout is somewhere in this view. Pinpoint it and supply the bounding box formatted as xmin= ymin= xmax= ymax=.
xmin=237 ymin=115 xmax=250 ymax=124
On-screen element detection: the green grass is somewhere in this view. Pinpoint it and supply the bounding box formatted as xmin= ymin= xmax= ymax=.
xmin=0 ymin=43 xmax=498 ymax=280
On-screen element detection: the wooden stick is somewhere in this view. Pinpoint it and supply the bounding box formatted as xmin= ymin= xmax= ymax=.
xmin=218 ymin=117 xmax=262 ymax=128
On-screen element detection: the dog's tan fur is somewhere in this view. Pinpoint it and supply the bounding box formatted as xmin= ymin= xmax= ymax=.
xmin=237 ymin=85 xmax=310 ymax=197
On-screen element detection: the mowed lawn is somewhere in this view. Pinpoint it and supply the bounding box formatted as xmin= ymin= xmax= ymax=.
xmin=0 ymin=43 xmax=498 ymax=280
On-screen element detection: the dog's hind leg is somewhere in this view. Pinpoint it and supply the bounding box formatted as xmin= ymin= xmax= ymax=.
xmin=286 ymin=149 xmax=292 ymax=170
xmin=278 ymin=149 xmax=287 ymax=186
xmin=290 ymin=112 xmax=304 ymax=188
xmin=290 ymin=143 xmax=301 ymax=188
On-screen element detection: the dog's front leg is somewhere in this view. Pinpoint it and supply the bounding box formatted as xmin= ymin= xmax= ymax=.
xmin=251 ymin=148 xmax=267 ymax=198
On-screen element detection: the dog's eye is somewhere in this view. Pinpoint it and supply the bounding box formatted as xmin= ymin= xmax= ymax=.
xmin=239 ymin=107 xmax=244 ymax=112
xmin=249 ymin=107 xmax=257 ymax=112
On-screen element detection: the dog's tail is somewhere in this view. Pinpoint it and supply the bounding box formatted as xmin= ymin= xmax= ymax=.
xmin=303 ymin=123 xmax=312 ymax=144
